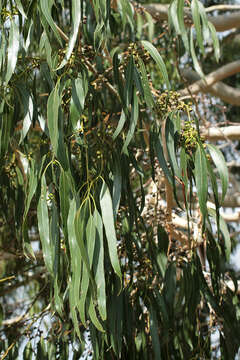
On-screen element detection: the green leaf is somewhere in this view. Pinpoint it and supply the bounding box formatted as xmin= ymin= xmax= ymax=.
xmin=15 ymin=0 xmax=27 ymax=18
xmin=0 ymin=111 xmax=12 ymax=159
xmin=122 ymin=90 xmax=139 ymax=153
xmin=180 ymin=147 xmax=188 ymax=208
xmin=5 ymin=19 xmax=19 ymax=85
xmin=153 ymin=131 xmax=173 ymax=186
xmin=168 ymin=0 xmax=180 ymax=34
xmin=93 ymin=210 xmax=106 ymax=321
xmin=67 ymin=198 xmax=82 ymax=333
xmin=141 ymin=40 xmax=170 ymax=89
xmin=59 ymin=170 xmax=70 ymax=240
xmin=208 ymin=21 xmax=220 ymax=62
xmin=156 ymin=225 xmax=169 ymax=277
xmin=47 ymin=82 xmax=60 ymax=155
xmin=195 ymin=144 xmax=208 ymax=220
xmin=16 ymin=88 xmax=34 ymax=144
xmin=145 ymin=11 xmax=154 ymax=41
xmin=190 ymin=28 xmax=204 ymax=79
xmin=191 ymin=0 xmax=204 ymax=54
xmin=37 ymin=174 xmax=53 ymax=274
xmin=70 ymin=73 xmax=88 ymax=129
xmin=124 ymin=56 xmax=134 ymax=107
xmin=50 ymin=201 xmax=60 ymax=277
xmin=47 ymin=82 xmax=68 ymax=168
xmin=149 ymin=304 xmax=161 ymax=359
xmin=208 ymin=208 xmax=231 ymax=262
xmin=100 ymin=181 xmax=122 ymax=285
xmin=23 ymin=159 xmax=38 ymax=224
xmin=40 ymin=0 xmax=63 ymax=45
xmin=112 ymin=154 xmax=122 ymax=220
xmin=165 ymin=115 xmax=181 ymax=179
xmin=113 ymin=52 xmax=125 ymax=107
xmin=137 ymin=57 xmax=154 ymax=109
xmin=169 ymin=0 xmax=189 ymax=52
xmin=113 ymin=109 xmax=126 ymax=140
xmin=77 ymin=214 xmax=96 ymax=327
xmin=207 ymin=144 xmax=228 ymax=204
xmin=74 ymin=201 xmax=92 ymax=282
xmin=177 ymin=0 xmax=189 ymax=52
xmin=88 ymin=295 xmax=104 ymax=332
xmin=57 ymin=0 xmax=81 ymax=70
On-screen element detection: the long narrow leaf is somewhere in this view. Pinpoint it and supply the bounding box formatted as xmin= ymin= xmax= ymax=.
xmin=37 ymin=174 xmax=53 ymax=274
xmin=5 ymin=19 xmax=19 ymax=85
xmin=122 ymin=90 xmax=139 ymax=153
xmin=207 ymin=144 xmax=228 ymax=204
xmin=195 ymin=144 xmax=208 ymax=220
xmin=141 ymin=40 xmax=170 ymax=89
xmin=191 ymin=0 xmax=204 ymax=54
xmin=93 ymin=210 xmax=106 ymax=321
xmin=100 ymin=181 xmax=122 ymax=285
xmin=40 ymin=0 xmax=63 ymax=45
xmin=57 ymin=0 xmax=81 ymax=70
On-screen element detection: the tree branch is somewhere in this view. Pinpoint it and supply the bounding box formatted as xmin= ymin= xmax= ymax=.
xmin=205 ymin=5 xmax=240 ymax=12
xmin=179 ymin=61 xmax=240 ymax=98
xmin=202 ymin=125 xmax=240 ymax=141
xmin=143 ymin=3 xmax=240 ymax=32
xmin=181 ymin=69 xmax=240 ymax=106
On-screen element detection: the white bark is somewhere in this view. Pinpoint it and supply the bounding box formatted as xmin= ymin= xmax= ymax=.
xmin=181 ymin=69 xmax=240 ymax=106
xmin=202 ymin=125 xmax=240 ymax=141
xmin=143 ymin=3 xmax=240 ymax=32
xmin=179 ymin=61 xmax=240 ymax=98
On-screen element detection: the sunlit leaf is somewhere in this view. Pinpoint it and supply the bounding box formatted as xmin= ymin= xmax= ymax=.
xmin=40 ymin=0 xmax=63 ymax=45
xmin=5 ymin=19 xmax=19 ymax=85
xmin=191 ymin=0 xmax=204 ymax=54
xmin=141 ymin=40 xmax=170 ymax=89
xmin=37 ymin=174 xmax=53 ymax=274
xmin=57 ymin=0 xmax=81 ymax=70
xmin=100 ymin=181 xmax=122 ymax=285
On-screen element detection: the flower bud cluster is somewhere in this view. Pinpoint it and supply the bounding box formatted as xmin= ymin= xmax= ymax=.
xmin=155 ymin=90 xmax=188 ymax=115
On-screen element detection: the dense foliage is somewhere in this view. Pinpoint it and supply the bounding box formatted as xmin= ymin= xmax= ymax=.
xmin=0 ymin=1 xmax=240 ymax=359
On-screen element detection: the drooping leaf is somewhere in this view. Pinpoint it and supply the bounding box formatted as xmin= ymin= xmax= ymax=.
xmin=137 ymin=57 xmax=154 ymax=109
xmin=208 ymin=21 xmax=220 ymax=62
xmin=190 ymin=28 xmax=205 ymax=79
xmin=93 ymin=209 xmax=106 ymax=321
xmin=165 ymin=115 xmax=181 ymax=179
xmin=153 ymin=130 xmax=173 ymax=186
xmin=207 ymin=144 xmax=228 ymax=204
xmin=113 ymin=109 xmax=127 ymax=140
xmin=141 ymin=40 xmax=170 ymax=89
xmin=191 ymin=0 xmax=204 ymax=54
xmin=40 ymin=0 xmax=63 ymax=45
xmin=37 ymin=174 xmax=53 ymax=274
xmin=149 ymin=303 xmax=162 ymax=359
xmin=57 ymin=0 xmax=81 ymax=70
xmin=5 ymin=19 xmax=19 ymax=85
xmin=100 ymin=181 xmax=122 ymax=285
xmin=122 ymin=90 xmax=139 ymax=153
xmin=47 ymin=82 xmax=60 ymax=155
xmin=208 ymin=208 xmax=231 ymax=262
xmin=195 ymin=144 xmax=208 ymax=221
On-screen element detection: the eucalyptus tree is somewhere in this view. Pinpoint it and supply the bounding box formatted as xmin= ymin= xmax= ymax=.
xmin=1 ymin=1 xmax=240 ymax=359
